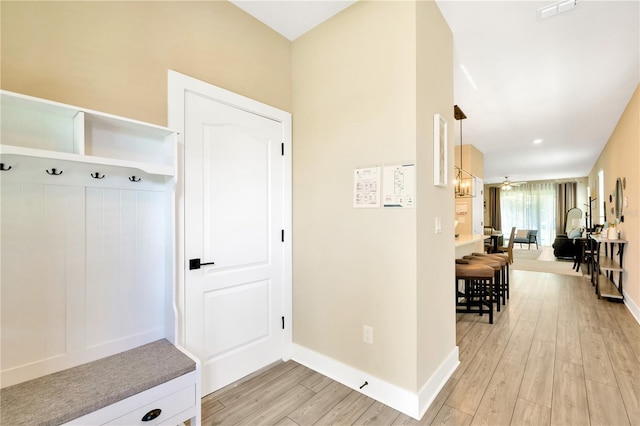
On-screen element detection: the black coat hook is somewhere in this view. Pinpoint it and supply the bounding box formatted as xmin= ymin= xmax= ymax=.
xmin=0 ymin=163 xmax=12 ymax=171
xmin=90 ymin=172 xmax=105 ymax=179
xmin=129 ymin=176 xmax=141 ymax=182
xmin=46 ymin=168 xmax=63 ymax=176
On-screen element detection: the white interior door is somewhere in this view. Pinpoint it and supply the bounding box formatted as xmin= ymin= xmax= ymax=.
xmin=181 ymin=87 xmax=288 ymax=396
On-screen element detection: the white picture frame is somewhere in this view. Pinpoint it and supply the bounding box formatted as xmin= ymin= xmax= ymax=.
xmin=353 ymin=166 xmax=381 ymax=208
xmin=433 ymin=113 xmax=447 ymax=186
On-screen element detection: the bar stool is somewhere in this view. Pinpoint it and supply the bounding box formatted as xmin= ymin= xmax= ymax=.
xmin=472 ymin=252 xmax=510 ymax=302
xmin=455 ymin=262 xmax=494 ymax=324
xmin=461 ymin=256 xmax=503 ymax=311
xmin=465 ymin=255 xmax=506 ymax=307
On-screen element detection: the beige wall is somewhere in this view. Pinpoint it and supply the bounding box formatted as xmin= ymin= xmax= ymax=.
xmin=415 ymin=0 xmax=456 ymax=389
xmin=588 ymin=84 xmax=640 ymax=307
xmin=454 ymin=144 xmax=484 ymax=178
xmin=0 ymin=1 xmax=291 ymax=125
xmin=454 ymin=144 xmax=484 ymax=235
xmin=3 ymin=0 xmax=456 ymax=399
xmin=292 ymin=0 xmax=454 ymax=392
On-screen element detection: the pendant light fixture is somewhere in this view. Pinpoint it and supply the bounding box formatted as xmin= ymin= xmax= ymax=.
xmin=454 ymin=105 xmax=476 ymax=198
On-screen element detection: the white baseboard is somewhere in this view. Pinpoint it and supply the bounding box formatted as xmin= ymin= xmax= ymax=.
xmin=291 ymin=344 xmax=459 ymax=420
xmin=417 ymin=346 xmax=460 ymax=419
xmin=624 ymin=291 xmax=640 ymax=325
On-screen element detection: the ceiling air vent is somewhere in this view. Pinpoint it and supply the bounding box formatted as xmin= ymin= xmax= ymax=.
xmin=538 ymin=0 xmax=578 ymax=20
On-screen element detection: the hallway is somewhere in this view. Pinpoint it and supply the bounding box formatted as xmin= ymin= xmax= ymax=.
xmin=200 ymin=269 xmax=640 ymax=425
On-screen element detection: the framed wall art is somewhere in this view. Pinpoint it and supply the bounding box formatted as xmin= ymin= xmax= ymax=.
xmin=433 ymin=113 xmax=447 ymax=186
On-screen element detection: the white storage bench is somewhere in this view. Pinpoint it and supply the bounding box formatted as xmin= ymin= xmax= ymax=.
xmin=0 ymin=340 xmax=199 ymax=426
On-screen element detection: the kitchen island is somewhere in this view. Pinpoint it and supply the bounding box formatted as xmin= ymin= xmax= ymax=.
xmin=455 ymin=234 xmax=486 ymax=258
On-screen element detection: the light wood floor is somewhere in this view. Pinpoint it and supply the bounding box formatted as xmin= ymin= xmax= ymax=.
xmin=200 ymin=269 xmax=640 ymax=425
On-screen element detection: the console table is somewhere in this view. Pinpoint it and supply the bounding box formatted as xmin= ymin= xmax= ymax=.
xmin=590 ymin=235 xmax=627 ymax=301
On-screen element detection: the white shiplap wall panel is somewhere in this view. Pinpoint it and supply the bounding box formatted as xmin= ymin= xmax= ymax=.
xmin=85 ymin=188 xmax=117 ymax=347
xmin=2 ymin=181 xmax=166 ymax=386
xmin=18 ymin=184 xmax=47 ymax=365
xmin=85 ymin=188 xmax=166 ymax=349
xmin=42 ymin=185 xmax=73 ymax=359
xmin=136 ymin=190 xmax=166 ymax=332
xmin=118 ymin=189 xmax=138 ymax=338
xmin=1 ymin=181 xmax=25 ymax=369
xmin=0 ymin=183 xmax=85 ymax=369
xmin=65 ymin=185 xmax=87 ymax=354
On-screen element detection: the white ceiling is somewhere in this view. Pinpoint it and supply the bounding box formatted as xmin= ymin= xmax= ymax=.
xmin=230 ymin=0 xmax=640 ymax=184
xmin=230 ymin=0 xmax=356 ymax=40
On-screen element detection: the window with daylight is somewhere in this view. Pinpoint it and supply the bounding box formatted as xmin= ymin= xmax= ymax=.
xmin=500 ymin=183 xmax=557 ymax=246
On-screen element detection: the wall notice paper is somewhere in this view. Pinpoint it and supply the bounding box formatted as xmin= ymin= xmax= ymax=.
xmin=456 ymin=203 xmax=468 ymax=214
xmin=353 ymin=167 xmax=381 ymax=208
xmin=383 ymin=164 xmax=415 ymax=208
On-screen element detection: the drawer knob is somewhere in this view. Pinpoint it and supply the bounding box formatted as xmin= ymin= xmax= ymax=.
xmin=141 ymin=408 xmax=162 ymax=422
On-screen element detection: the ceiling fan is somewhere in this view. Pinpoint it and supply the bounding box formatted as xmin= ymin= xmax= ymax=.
xmin=500 ymin=176 xmax=526 ymax=191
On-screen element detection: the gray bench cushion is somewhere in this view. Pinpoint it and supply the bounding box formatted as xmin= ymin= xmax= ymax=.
xmin=0 ymin=339 xmax=195 ymax=426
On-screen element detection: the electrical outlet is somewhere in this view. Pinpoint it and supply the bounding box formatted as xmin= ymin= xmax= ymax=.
xmin=363 ymin=325 xmax=373 ymax=344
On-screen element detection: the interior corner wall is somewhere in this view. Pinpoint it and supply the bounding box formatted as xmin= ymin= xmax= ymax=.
xmin=454 ymin=144 xmax=483 ymax=236
xmin=291 ymin=0 xmax=419 ymax=391
xmin=415 ymin=0 xmax=456 ymax=393
xmin=0 ymin=1 xmax=291 ymax=126
xmin=589 ymin=84 xmax=640 ymax=313
xmin=3 ymin=0 xmax=459 ymax=407
xmin=1 ymin=0 xmax=293 ymax=368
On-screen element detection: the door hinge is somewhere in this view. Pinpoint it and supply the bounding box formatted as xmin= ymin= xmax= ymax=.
xmin=281 ymin=143 xmax=284 ymax=156
xmin=282 ymin=316 xmax=285 ymax=330
xmin=281 ymin=229 xmax=284 ymax=242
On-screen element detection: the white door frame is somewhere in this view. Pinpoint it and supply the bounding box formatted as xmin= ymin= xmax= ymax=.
xmin=167 ymin=70 xmax=292 ymax=363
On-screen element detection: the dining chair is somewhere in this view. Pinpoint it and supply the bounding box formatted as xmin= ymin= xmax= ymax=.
xmin=495 ymin=226 xmax=516 ymax=263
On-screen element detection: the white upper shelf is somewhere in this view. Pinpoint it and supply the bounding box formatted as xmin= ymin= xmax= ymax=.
xmin=1 ymin=90 xmax=177 ymax=177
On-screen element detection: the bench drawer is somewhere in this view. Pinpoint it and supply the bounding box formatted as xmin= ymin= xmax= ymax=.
xmin=106 ymin=384 xmax=195 ymax=425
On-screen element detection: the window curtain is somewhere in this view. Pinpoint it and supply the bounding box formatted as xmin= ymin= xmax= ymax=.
xmin=500 ymin=183 xmax=556 ymax=246
xmin=556 ymin=182 xmax=577 ymax=234
xmin=487 ymin=187 xmax=502 ymax=231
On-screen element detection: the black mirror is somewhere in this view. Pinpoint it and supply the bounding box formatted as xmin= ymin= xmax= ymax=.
xmin=615 ymin=177 xmax=624 ymax=222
